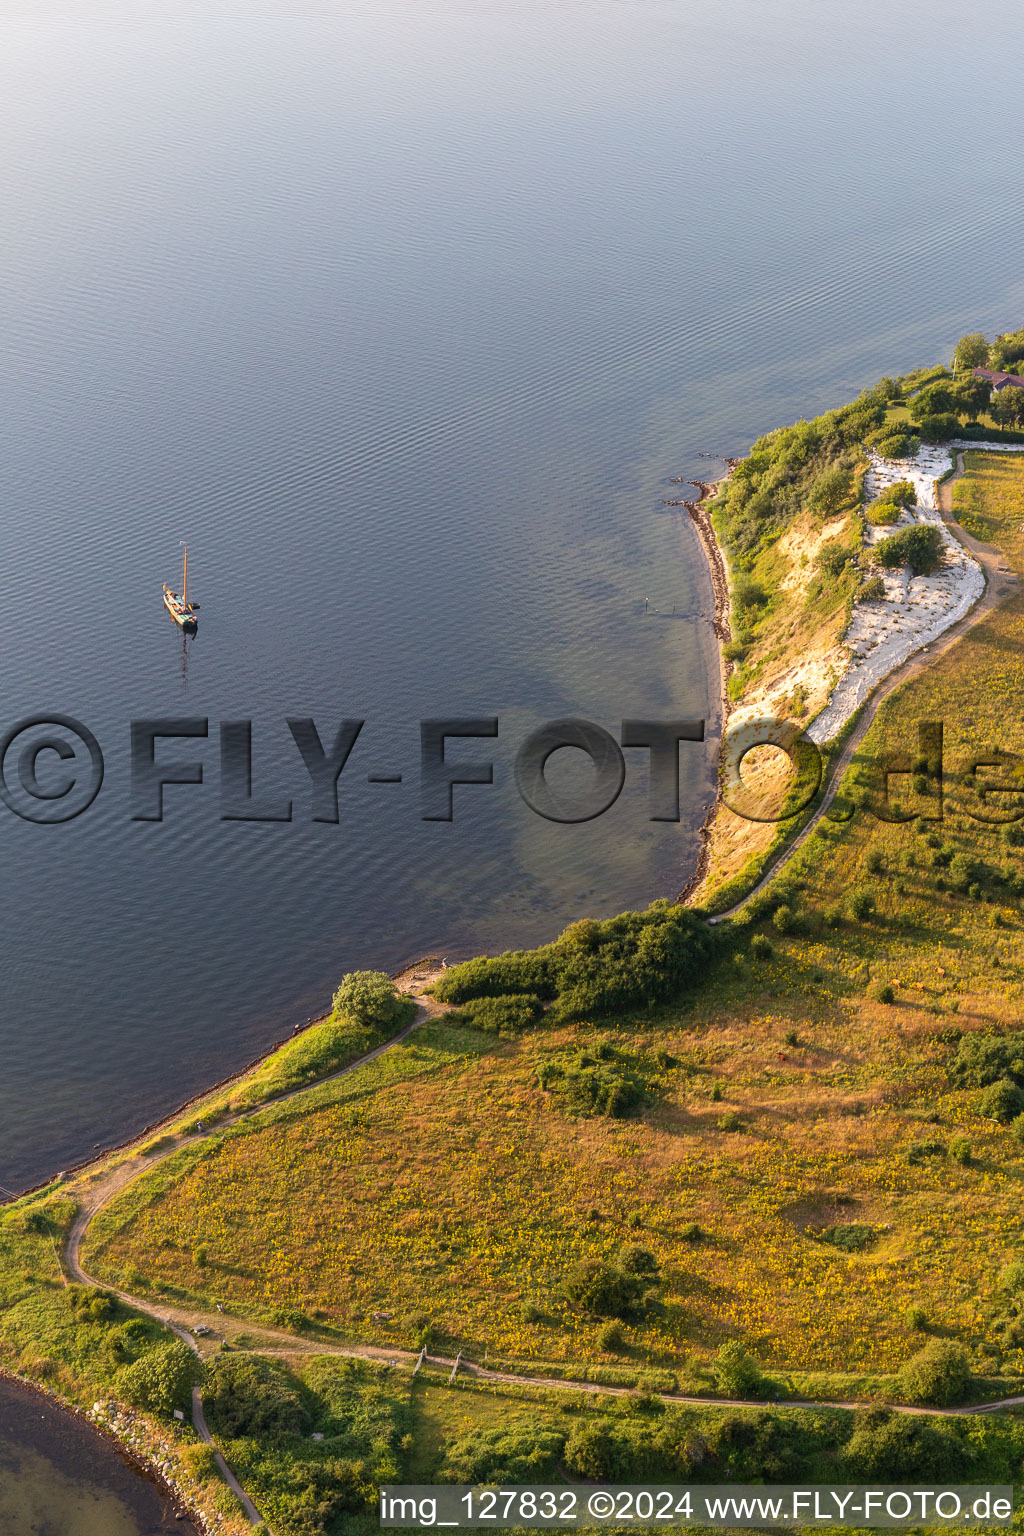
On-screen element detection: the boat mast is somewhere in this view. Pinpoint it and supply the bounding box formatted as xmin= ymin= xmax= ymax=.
xmin=182 ymin=542 xmax=188 ymax=607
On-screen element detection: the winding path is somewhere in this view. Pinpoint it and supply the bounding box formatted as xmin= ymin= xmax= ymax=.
xmin=709 ymin=451 xmax=1019 ymax=923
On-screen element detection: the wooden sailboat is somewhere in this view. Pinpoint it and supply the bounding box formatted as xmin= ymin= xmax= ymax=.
xmin=163 ymin=542 xmax=199 ymax=631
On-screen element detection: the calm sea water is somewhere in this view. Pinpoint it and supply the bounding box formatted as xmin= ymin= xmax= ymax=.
xmin=0 ymin=1376 xmax=196 ymax=1533
xmin=3 ymin=0 xmax=1024 ymax=1513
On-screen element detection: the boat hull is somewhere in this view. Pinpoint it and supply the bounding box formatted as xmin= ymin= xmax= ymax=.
xmin=163 ymin=590 xmax=198 ymax=631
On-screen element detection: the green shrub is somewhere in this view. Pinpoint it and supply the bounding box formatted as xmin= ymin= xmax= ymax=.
xmin=874 ymin=983 xmax=895 ymax=1005
xmin=751 ymin=934 xmax=773 ymax=960
xmin=906 ymin=1305 xmax=928 ymax=1330
xmin=67 ymin=1285 xmax=117 ymax=1324
xmin=815 ymin=1223 xmax=876 ymax=1252
xmin=772 ymin=904 xmax=795 ymax=934
xmin=718 ymin=1111 xmax=744 ymax=1132
xmin=808 ymin=466 xmax=852 ymax=516
xmin=1011 ymin=1113 xmax=1024 ymax=1143
xmin=874 ymin=524 xmax=944 ymax=575
xmin=597 ymin=1321 xmax=625 ymax=1352
xmin=948 ymin=1136 xmax=972 ymax=1166
xmin=848 ymin=887 xmax=875 ymax=921
xmin=444 ymin=1424 xmax=566 ymax=1484
xmin=203 ymin=1354 xmax=308 ymax=1438
xmin=714 ymin=1341 xmax=765 ymax=1398
xmin=914 ymin=412 xmax=960 ymax=443
xmin=841 ymin=1406 xmax=971 ymax=1476
xmin=817 ymin=545 xmax=854 ymax=579
xmin=897 ymin=1339 xmax=971 ymax=1406
xmin=563 ymin=1257 xmax=658 ymax=1319
xmin=905 ymin=1139 xmax=945 ymax=1164
xmin=619 ymin=1244 xmax=659 ymax=1276
xmin=981 ymin=1077 xmax=1024 ymax=1123
xmin=331 ymin=970 xmax=400 ymax=1028
xmin=435 ymin=950 xmax=557 ymax=1004
xmin=455 ymin=993 xmax=543 ymax=1037
xmin=119 ymin=1341 xmax=203 ymax=1416
xmin=536 ymin=1044 xmax=645 ymax=1118
xmin=436 ymin=901 xmax=719 ymax=1021
xmin=1000 ymin=1260 xmax=1024 ymax=1295
xmin=950 ymin=1033 xmax=1024 ymax=1089
xmin=858 ymin=573 xmax=886 ymax=601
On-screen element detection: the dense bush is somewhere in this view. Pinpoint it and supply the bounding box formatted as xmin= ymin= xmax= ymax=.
xmin=897 ymin=1339 xmax=972 ymax=1406
xmin=443 ymin=1424 xmax=566 ymax=1483
xmin=118 ymin=1340 xmax=203 ymax=1415
xmin=436 ymin=901 xmax=719 ymax=1020
xmin=434 ymin=950 xmax=557 ymax=1004
xmin=874 ymin=524 xmax=944 ymax=575
xmin=713 ymin=1340 xmax=765 ymax=1397
xmin=563 ymin=1252 xmax=660 ymax=1318
xmin=67 ymin=1284 xmax=117 ymax=1324
xmin=841 ymin=1406 xmax=971 ymax=1476
xmin=203 ymin=1355 xmax=309 ymax=1439
xmin=712 ymin=389 xmax=883 ymax=561
xmin=331 ymin=970 xmax=400 ymax=1028
xmin=536 ymin=1044 xmax=645 ymax=1117
xmin=868 ymin=427 xmax=919 ymax=459
xmin=858 ymin=574 xmax=886 ymax=601
xmin=867 ymin=478 xmax=917 ymax=525
xmin=981 ymin=1077 xmax=1024 ymax=1123
xmin=952 ymin=1030 xmax=1024 ymax=1091
xmin=817 ymin=544 xmax=854 ymax=579
xmin=914 ymin=412 xmax=960 ymax=442
xmin=454 ymin=993 xmax=543 ymax=1037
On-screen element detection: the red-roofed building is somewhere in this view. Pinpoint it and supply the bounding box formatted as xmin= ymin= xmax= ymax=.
xmin=972 ymin=367 xmax=1024 ymax=392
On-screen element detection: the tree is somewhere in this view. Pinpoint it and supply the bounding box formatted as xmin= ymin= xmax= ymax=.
xmin=808 ymin=466 xmax=851 ymax=517
xmin=714 ymin=1340 xmax=765 ymax=1397
xmin=118 ymin=1340 xmax=203 ymax=1415
xmin=912 ymin=382 xmax=956 ymax=417
xmin=897 ymin=1339 xmax=971 ymax=1406
xmin=331 ymin=970 xmax=400 ymax=1028
xmin=874 ymin=525 xmax=944 ymax=575
xmin=991 ymin=328 xmax=1024 ymax=372
xmin=991 ymin=386 xmax=1024 ymax=430
xmin=952 ymin=374 xmax=990 ymax=420
xmin=953 ymin=333 xmax=990 ymax=371
xmin=914 ymin=412 xmax=960 ymax=443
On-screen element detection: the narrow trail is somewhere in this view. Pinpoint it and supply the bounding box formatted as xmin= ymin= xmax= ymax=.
xmin=709 ymin=454 xmax=1019 ymax=924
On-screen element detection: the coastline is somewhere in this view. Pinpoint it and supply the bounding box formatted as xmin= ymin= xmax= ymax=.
xmin=674 ymin=470 xmax=734 ymax=905
xmin=679 ymin=436 xmax=1024 ymax=912
xmin=0 ymin=1369 xmax=206 ymax=1534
